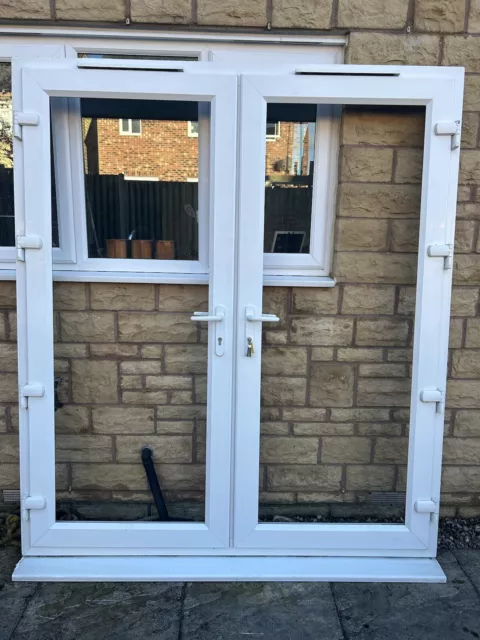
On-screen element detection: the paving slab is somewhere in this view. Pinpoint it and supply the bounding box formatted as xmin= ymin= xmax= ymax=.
xmin=181 ymin=581 xmax=344 ymax=639
xmin=455 ymin=550 xmax=480 ymax=595
xmin=0 ymin=547 xmax=37 ymax=640
xmin=332 ymin=552 xmax=480 ymax=640
xmin=10 ymin=580 xmax=183 ymax=640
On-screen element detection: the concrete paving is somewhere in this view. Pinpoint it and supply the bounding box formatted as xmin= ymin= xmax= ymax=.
xmin=1 ymin=548 xmax=480 ymax=640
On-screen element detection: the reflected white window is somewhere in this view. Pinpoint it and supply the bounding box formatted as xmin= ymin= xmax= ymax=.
xmin=119 ymin=118 xmax=142 ymax=136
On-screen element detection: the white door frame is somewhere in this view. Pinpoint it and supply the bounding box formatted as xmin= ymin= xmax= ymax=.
xmin=14 ymin=58 xmax=238 ymax=555
xmin=12 ymin=61 xmax=464 ymax=583
xmin=234 ymin=66 xmax=464 ymax=557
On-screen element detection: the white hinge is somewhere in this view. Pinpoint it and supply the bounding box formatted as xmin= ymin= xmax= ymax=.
xmin=20 ymin=382 xmax=45 ymax=409
xmin=434 ymin=120 xmax=461 ymax=150
xmin=427 ymin=244 xmax=453 ymax=270
xmin=420 ymin=388 xmax=444 ymax=414
xmin=16 ymin=235 xmax=43 ymax=262
xmin=13 ymin=111 xmax=40 ymax=141
xmin=22 ymin=495 xmax=47 ymax=521
xmin=414 ymin=499 xmax=438 ymax=514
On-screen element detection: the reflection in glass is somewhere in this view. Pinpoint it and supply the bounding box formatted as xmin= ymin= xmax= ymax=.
xmin=258 ymin=106 xmax=426 ymax=526
xmin=0 ymin=63 xmax=13 ymax=246
xmin=81 ymin=99 xmax=202 ymax=260
xmin=264 ymin=104 xmax=317 ymax=254
xmin=0 ymin=63 xmax=59 ymax=248
xmin=53 ymin=282 xmax=208 ymax=523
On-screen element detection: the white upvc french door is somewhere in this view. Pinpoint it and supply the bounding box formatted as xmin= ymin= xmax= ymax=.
xmin=14 ymin=58 xmax=237 ymax=555
xmin=234 ymin=66 xmax=464 ymax=556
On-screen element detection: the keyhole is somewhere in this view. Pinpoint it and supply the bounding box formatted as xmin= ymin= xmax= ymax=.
xmin=218 ymin=337 xmax=223 ymax=345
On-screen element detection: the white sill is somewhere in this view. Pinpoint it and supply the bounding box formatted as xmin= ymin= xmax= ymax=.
xmin=0 ymin=269 xmax=336 ymax=288
xmin=263 ymin=275 xmax=336 ymax=288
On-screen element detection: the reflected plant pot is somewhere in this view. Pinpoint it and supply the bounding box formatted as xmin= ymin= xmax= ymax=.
xmin=106 ymin=239 xmax=127 ymax=259
xmin=131 ymin=239 xmax=153 ymax=259
xmin=155 ymin=240 xmax=175 ymax=260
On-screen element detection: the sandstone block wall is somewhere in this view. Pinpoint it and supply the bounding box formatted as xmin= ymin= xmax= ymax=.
xmin=1 ymin=0 xmax=480 ymax=518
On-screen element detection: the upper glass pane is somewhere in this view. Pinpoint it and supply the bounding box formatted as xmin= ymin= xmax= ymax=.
xmin=264 ymin=104 xmax=317 ymax=255
xmin=81 ymin=99 xmax=203 ymax=260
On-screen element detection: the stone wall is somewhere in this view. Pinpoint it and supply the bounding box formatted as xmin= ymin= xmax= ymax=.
xmin=1 ymin=0 xmax=480 ymax=518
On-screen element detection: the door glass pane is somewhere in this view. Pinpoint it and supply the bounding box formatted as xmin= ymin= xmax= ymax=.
xmin=264 ymin=104 xmax=317 ymax=255
xmin=54 ymin=100 xmax=209 ymax=523
xmin=81 ymin=99 xmax=203 ymax=260
xmin=53 ymin=285 xmax=209 ymax=523
xmin=258 ymin=105 xmax=427 ymax=525
xmin=0 ymin=62 xmax=59 ymax=248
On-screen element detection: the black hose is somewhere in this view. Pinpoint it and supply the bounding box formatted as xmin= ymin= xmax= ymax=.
xmin=141 ymin=446 xmax=170 ymax=521
xmin=54 ymin=377 xmax=63 ymax=412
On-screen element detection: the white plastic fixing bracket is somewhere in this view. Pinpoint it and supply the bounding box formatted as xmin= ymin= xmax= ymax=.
xmin=16 ymin=235 xmax=43 ymax=262
xmin=420 ymin=388 xmax=444 ymax=414
xmin=414 ymin=499 xmax=437 ymax=514
xmin=13 ymin=111 xmax=40 ymax=141
xmin=20 ymin=383 xmax=45 ymax=409
xmin=427 ymin=244 xmax=453 ymax=270
xmin=22 ymin=495 xmax=47 ymax=521
xmin=434 ymin=120 xmax=461 ymax=150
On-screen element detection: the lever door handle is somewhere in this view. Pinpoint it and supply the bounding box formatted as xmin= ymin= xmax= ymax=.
xmin=245 ymin=305 xmax=280 ymax=323
xmin=190 ymin=309 xmax=225 ymax=322
xmin=244 ymin=305 xmax=279 ymax=359
xmin=190 ymin=305 xmax=225 ymax=356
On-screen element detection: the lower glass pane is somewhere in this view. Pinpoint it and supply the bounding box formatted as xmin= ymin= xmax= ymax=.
xmin=54 ymin=282 xmax=208 ymax=522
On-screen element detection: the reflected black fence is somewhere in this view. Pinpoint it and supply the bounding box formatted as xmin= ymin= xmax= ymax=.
xmin=0 ymin=167 xmax=313 ymax=257
xmin=85 ymin=174 xmax=199 ymax=260
xmin=0 ymin=167 xmax=15 ymax=246
xmin=0 ymin=167 xmax=59 ymax=247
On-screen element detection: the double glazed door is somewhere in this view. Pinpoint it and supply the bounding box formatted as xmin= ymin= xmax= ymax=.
xmin=233 ymin=70 xmax=463 ymax=556
xmin=15 ymin=58 xmax=463 ymax=560
xmin=15 ymin=59 xmax=238 ymax=554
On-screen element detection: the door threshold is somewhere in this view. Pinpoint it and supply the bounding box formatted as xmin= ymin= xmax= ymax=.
xmin=13 ymin=555 xmax=446 ymax=583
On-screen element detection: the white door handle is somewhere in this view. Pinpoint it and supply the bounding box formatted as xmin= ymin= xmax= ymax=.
xmin=245 ymin=305 xmax=280 ymax=323
xmin=190 ymin=305 xmax=225 ymax=356
xmin=190 ymin=310 xmax=225 ymax=322
xmin=244 ymin=305 xmax=279 ymax=358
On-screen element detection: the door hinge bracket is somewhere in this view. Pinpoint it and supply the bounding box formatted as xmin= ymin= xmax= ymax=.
xmin=16 ymin=235 xmax=43 ymax=262
xmin=434 ymin=120 xmax=461 ymax=150
xmin=13 ymin=111 xmax=40 ymax=141
xmin=20 ymin=383 xmax=45 ymax=409
xmin=22 ymin=495 xmax=47 ymax=521
xmin=420 ymin=388 xmax=444 ymax=414
xmin=427 ymin=244 xmax=453 ymax=270
xmin=414 ymin=499 xmax=438 ymax=514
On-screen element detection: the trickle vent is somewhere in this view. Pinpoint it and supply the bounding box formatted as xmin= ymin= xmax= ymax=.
xmin=3 ymin=490 xmax=20 ymax=504
xmin=370 ymin=492 xmax=406 ymax=505
xmin=77 ymin=60 xmax=184 ymax=73
xmin=294 ymin=69 xmax=400 ymax=77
